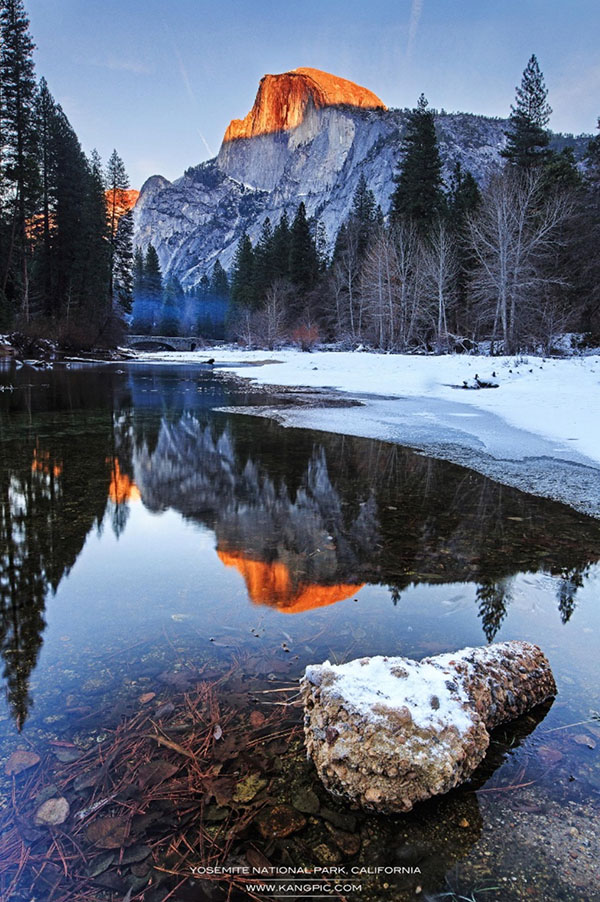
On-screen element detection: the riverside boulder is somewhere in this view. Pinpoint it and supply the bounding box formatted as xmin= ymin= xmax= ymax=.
xmin=301 ymin=640 xmax=556 ymax=813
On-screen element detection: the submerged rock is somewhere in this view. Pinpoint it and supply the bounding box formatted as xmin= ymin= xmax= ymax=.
xmin=4 ymin=749 xmax=40 ymax=775
xmin=256 ymin=804 xmax=307 ymax=838
xmin=301 ymin=640 xmax=556 ymax=813
xmin=34 ymin=796 xmax=70 ymax=826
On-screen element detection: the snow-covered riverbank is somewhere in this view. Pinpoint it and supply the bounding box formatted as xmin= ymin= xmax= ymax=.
xmin=135 ymin=349 xmax=600 ymax=516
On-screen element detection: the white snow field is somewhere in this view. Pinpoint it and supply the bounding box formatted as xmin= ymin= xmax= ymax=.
xmin=135 ymin=349 xmax=600 ymax=516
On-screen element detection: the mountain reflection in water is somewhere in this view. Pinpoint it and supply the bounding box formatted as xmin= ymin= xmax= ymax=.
xmin=0 ymin=363 xmax=599 ymax=728
xmin=133 ymin=411 xmax=597 ymax=630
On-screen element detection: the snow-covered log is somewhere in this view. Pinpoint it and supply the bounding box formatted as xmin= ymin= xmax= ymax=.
xmin=301 ymin=640 xmax=556 ymax=813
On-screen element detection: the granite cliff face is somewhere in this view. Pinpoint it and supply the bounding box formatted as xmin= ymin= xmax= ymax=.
xmin=107 ymin=188 xmax=140 ymax=219
xmin=132 ymin=67 xmax=573 ymax=287
xmin=223 ymin=67 xmax=386 ymax=142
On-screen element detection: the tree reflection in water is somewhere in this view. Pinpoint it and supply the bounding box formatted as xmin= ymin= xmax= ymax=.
xmin=0 ymin=367 xmax=133 ymax=727
xmin=1 ymin=364 xmax=599 ymax=728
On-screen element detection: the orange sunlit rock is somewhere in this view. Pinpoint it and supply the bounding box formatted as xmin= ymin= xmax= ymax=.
xmin=107 ymin=458 xmax=141 ymax=504
xmin=217 ymin=549 xmax=363 ymax=614
xmin=26 ymin=189 xmax=139 ymax=241
xmin=106 ymin=188 xmax=140 ymax=220
xmin=223 ymin=67 xmax=386 ymax=142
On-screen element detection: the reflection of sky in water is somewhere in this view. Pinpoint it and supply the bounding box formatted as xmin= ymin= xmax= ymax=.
xmin=0 ymin=362 xmax=599 ymax=751
xmin=2 ymin=364 xmax=600 ymax=901
xmin=29 ymin=494 xmax=600 ymax=737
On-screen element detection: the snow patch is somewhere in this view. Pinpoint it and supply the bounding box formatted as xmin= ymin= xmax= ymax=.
xmin=305 ymin=654 xmax=474 ymax=735
xmin=135 ymin=349 xmax=600 ymax=466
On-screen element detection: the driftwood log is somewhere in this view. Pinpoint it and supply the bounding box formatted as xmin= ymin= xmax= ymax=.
xmin=301 ymin=640 xmax=556 ymax=813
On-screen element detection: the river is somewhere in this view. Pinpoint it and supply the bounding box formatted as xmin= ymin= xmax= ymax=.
xmin=1 ymin=361 xmax=599 ymax=901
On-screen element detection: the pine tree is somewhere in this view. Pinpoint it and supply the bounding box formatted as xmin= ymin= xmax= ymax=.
xmin=389 ymin=94 xmax=445 ymax=232
xmin=31 ymin=87 xmax=108 ymax=328
xmin=350 ymin=173 xmax=377 ymax=258
xmin=35 ymin=77 xmax=57 ymax=316
xmin=230 ymin=232 xmax=256 ymax=308
xmin=198 ymin=273 xmax=210 ymax=298
xmin=105 ymin=150 xmax=133 ymax=313
xmin=271 ymin=211 xmax=291 ymax=280
xmin=567 ymin=120 xmax=600 ymax=334
xmin=113 ymin=211 xmax=133 ymax=314
xmin=289 ymin=202 xmax=318 ymax=291
xmin=502 ymin=54 xmax=552 ymax=168
xmin=210 ymin=258 xmax=229 ymax=298
xmin=332 ymin=222 xmax=348 ymax=265
xmin=254 ymin=217 xmax=275 ymax=297
xmin=50 ymin=104 xmax=94 ymax=321
xmin=448 ymin=162 xmax=480 ymax=223
xmin=447 ymin=162 xmax=481 ymax=336
xmin=0 ymin=0 xmax=39 ymax=321
xmin=142 ymin=244 xmax=162 ymax=333
xmin=81 ymin=149 xmax=111 ymax=324
xmin=0 ymin=5 xmax=126 ymax=339
xmin=588 ymin=118 xmax=600 ymax=183
xmin=160 ymin=275 xmax=183 ymax=335
xmin=133 ymin=246 xmax=144 ymax=296
xmin=542 ymin=147 xmax=582 ymax=191
xmin=314 ymin=219 xmax=329 ymax=270
xmin=144 ymin=244 xmax=162 ymax=299
xmin=131 ymin=246 xmax=150 ymax=332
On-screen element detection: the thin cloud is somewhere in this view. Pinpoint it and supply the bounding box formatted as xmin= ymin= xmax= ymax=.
xmin=406 ymin=0 xmax=424 ymax=62
xmin=162 ymin=20 xmax=215 ymax=158
xmin=89 ymin=56 xmax=152 ymax=76
xmin=197 ymin=128 xmax=214 ymax=158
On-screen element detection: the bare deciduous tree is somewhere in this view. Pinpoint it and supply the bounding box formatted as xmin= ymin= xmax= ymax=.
xmin=420 ymin=220 xmax=459 ymax=352
xmin=359 ymin=222 xmax=426 ymax=350
xmin=391 ymin=219 xmax=422 ymax=349
xmin=254 ymin=278 xmax=289 ymax=349
xmin=331 ymin=225 xmax=365 ymax=341
xmin=361 ymin=229 xmax=400 ymax=349
xmin=232 ymin=308 xmax=255 ymax=348
xmin=467 ymin=169 xmax=571 ymax=352
xmin=326 ymin=264 xmax=349 ymax=339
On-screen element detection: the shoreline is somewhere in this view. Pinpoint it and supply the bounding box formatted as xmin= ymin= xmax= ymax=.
xmin=217 ymin=390 xmax=600 ymax=520
xmin=19 ymin=346 xmax=598 ymax=519
xmin=133 ymin=347 xmax=600 ymax=519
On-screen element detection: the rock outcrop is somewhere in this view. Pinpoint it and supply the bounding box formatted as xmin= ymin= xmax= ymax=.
xmin=106 ymin=188 xmax=140 ymax=220
xmin=133 ymin=68 xmax=512 ymax=285
xmin=133 ymin=67 xmax=589 ymax=287
xmin=301 ymin=640 xmax=556 ymax=813
xmin=134 ymin=109 xmax=507 ymax=286
xmin=223 ymin=67 xmax=386 ymax=142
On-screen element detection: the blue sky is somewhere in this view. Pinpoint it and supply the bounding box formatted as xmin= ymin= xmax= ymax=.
xmin=27 ymin=0 xmax=600 ymax=189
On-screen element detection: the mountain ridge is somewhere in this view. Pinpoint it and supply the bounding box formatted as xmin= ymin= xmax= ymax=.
xmin=132 ymin=68 xmax=590 ymax=288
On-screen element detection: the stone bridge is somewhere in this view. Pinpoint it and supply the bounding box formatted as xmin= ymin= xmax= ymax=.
xmin=126 ymin=335 xmax=209 ymax=352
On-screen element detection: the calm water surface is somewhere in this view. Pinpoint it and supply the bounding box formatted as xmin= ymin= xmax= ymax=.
xmin=0 ymin=362 xmax=599 ymax=901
